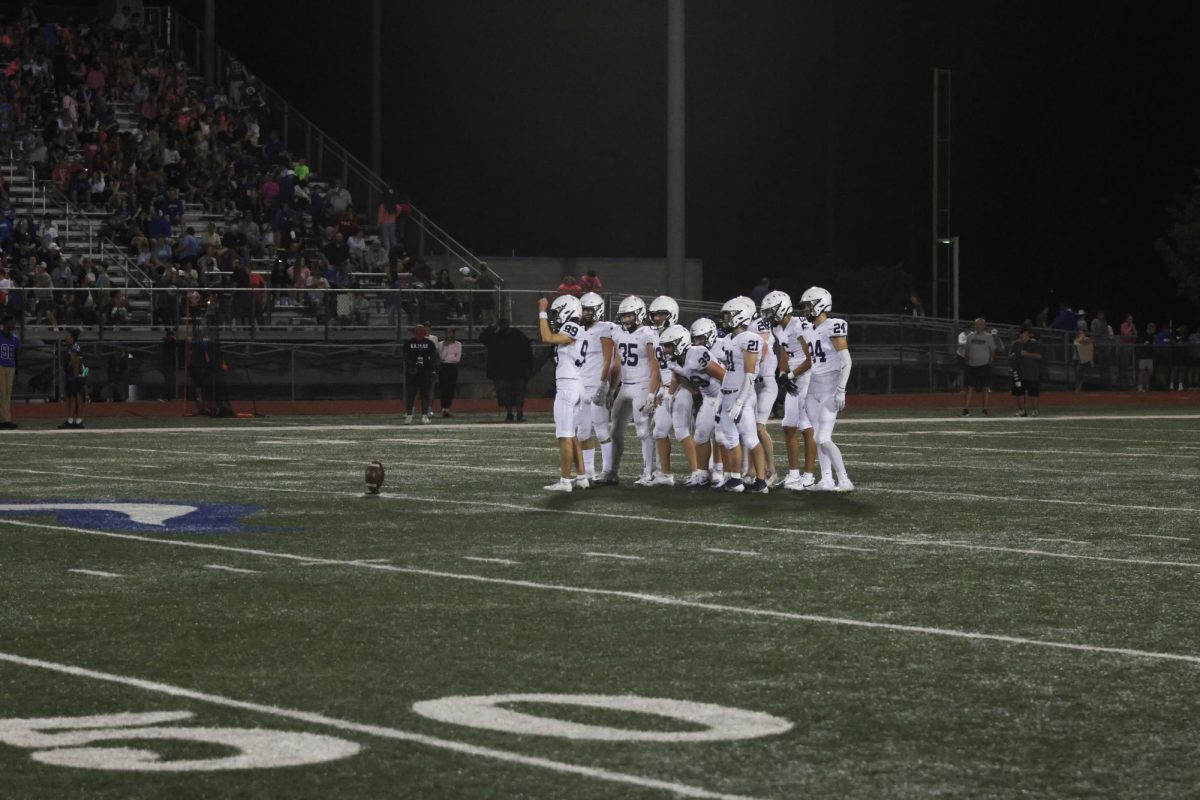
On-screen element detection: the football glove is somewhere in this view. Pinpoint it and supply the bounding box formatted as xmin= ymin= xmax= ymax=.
xmin=591 ymin=385 xmax=607 ymax=405
xmin=834 ymin=388 xmax=846 ymax=412
xmin=730 ymin=398 xmax=746 ymax=423
xmin=641 ymin=392 xmax=658 ymax=416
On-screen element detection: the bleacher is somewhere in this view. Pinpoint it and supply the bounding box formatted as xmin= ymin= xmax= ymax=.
xmin=1 ymin=8 xmax=500 ymax=340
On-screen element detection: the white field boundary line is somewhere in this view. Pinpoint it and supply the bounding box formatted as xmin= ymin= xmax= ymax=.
xmin=1131 ymin=534 xmax=1191 ymax=542
xmin=2 ymin=412 xmax=1199 ymax=436
xmin=583 ymin=552 xmax=644 ymax=561
xmin=8 ymin=519 xmax=1200 ymax=670
xmin=203 ymin=564 xmax=261 ymax=574
xmin=463 ymin=556 xmax=519 ymax=565
xmin=0 ymin=651 xmax=755 ymax=800
xmin=704 ymin=548 xmax=760 ymax=557
xmin=67 ymin=568 xmax=123 ymax=578
xmin=3 ymin=468 xmax=1199 ymax=572
xmin=1033 ymin=538 xmax=1091 ymax=546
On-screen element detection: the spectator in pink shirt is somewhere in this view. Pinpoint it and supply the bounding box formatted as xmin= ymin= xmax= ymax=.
xmin=557 ymin=275 xmax=583 ymax=297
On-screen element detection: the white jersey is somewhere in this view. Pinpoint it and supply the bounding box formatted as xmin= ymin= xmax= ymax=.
xmin=650 ymin=328 xmax=672 ymax=386
xmin=808 ymin=317 xmax=848 ymax=379
xmin=553 ymin=320 xmax=585 ymax=382
xmin=753 ymin=316 xmax=777 ymax=376
xmin=669 ymin=346 xmax=721 ymax=399
xmin=775 ymin=316 xmax=814 ymax=394
xmin=718 ymin=329 xmax=762 ymax=390
xmin=613 ymin=325 xmax=658 ymax=386
xmin=578 ymin=320 xmax=617 ymax=388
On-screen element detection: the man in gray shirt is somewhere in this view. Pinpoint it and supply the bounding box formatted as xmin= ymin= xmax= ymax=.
xmin=961 ymin=317 xmax=996 ymax=416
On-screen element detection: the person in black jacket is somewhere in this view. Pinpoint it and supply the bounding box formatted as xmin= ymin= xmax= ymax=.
xmin=403 ymin=324 xmax=438 ymax=423
xmin=480 ymin=318 xmax=532 ymax=422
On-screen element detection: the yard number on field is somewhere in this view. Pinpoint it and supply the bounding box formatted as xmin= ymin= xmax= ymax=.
xmin=0 ymin=694 xmax=792 ymax=772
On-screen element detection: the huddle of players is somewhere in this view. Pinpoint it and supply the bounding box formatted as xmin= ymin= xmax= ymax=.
xmin=535 ymin=286 xmax=854 ymax=494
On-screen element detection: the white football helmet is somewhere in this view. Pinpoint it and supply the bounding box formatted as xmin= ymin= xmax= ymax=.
xmin=616 ymin=295 xmax=647 ymax=332
xmin=800 ymin=286 xmax=833 ymax=320
xmin=720 ymin=295 xmax=755 ymax=332
xmin=579 ymin=292 xmax=604 ymax=326
xmin=648 ymin=295 xmax=680 ymax=331
xmin=690 ymin=317 xmax=719 ymax=349
xmin=549 ymin=294 xmax=582 ymax=332
xmin=658 ymin=323 xmax=690 ymax=363
xmin=760 ymin=290 xmax=792 ymax=325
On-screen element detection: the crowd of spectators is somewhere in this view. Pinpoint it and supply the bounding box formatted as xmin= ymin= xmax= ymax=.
xmin=0 ymin=6 xmax=452 ymax=330
xmin=1032 ymin=303 xmax=1200 ymax=391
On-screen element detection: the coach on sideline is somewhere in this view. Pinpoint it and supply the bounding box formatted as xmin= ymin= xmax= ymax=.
xmin=960 ymin=317 xmax=996 ymax=417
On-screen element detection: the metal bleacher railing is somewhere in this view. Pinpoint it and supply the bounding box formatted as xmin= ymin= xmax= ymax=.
xmin=142 ymin=6 xmax=506 ymax=295
xmin=9 ymin=290 xmax=1148 ymax=408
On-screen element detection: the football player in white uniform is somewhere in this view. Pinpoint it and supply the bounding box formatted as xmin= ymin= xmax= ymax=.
xmin=799 ymin=286 xmax=854 ymax=491
xmin=538 ymin=294 xmax=588 ymax=492
xmin=694 ymin=317 xmax=729 ymax=486
xmin=605 ymin=295 xmax=662 ymax=485
xmin=715 ymin=296 xmax=768 ymax=493
xmin=646 ymin=295 xmax=681 ymax=485
xmin=575 ymin=292 xmax=616 ymax=483
xmin=761 ymin=290 xmax=817 ymax=490
xmin=661 ymin=322 xmax=727 ymax=486
xmin=751 ymin=300 xmax=780 ymax=485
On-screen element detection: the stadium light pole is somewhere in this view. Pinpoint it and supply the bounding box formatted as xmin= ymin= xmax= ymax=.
xmin=203 ymin=0 xmax=214 ymax=86
xmin=371 ymin=0 xmax=382 ymax=177
xmin=666 ymin=0 xmax=685 ymax=298
xmin=937 ymin=237 xmax=960 ymax=321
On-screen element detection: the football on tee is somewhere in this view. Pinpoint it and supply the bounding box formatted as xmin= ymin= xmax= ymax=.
xmin=365 ymin=461 xmax=385 ymax=494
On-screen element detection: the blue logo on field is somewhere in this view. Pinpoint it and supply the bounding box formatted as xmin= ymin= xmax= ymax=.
xmin=0 ymin=501 xmax=263 ymax=533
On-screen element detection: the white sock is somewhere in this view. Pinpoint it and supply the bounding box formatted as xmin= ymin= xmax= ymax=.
xmin=788 ymin=469 xmax=800 ymax=479
xmin=640 ymin=437 xmax=655 ymax=474
xmin=582 ymin=449 xmax=595 ymax=476
xmin=600 ymin=440 xmax=613 ymax=473
xmin=802 ymin=472 xmax=813 ymax=482
xmin=729 ymin=472 xmax=741 ymax=482
xmin=822 ymin=440 xmax=848 ymax=482
xmin=560 ymin=477 xmax=572 ymax=485
xmin=817 ymin=448 xmax=830 ymax=483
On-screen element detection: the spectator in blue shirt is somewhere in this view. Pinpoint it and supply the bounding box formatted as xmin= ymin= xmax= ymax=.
xmin=0 ymin=315 xmax=19 ymax=429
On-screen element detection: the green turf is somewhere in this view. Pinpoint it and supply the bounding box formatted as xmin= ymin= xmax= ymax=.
xmin=1 ymin=411 xmax=1199 ymax=798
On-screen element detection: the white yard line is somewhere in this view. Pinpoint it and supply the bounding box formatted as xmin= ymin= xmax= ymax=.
xmin=0 ymin=650 xmax=753 ymax=800
xmin=1130 ymin=534 xmax=1191 ymax=542
xmin=1033 ymin=538 xmax=1091 ymax=546
xmin=203 ymin=564 xmax=261 ymax=574
xmin=863 ymin=486 xmax=1200 ymax=515
xmin=2 ymin=467 xmax=1197 ymax=572
xmin=583 ymin=552 xmax=644 ymax=561
xmin=10 ymin=519 xmax=1200 ymax=669
xmin=463 ymin=556 xmax=519 ymax=565
xmin=704 ymin=548 xmax=760 ymax=557
xmin=812 ymin=544 xmax=875 ymax=553
xmin=68 ymin=568 xmax=123 ymax=578
xmin=841 ymin=441 xmax=1200 ymax=460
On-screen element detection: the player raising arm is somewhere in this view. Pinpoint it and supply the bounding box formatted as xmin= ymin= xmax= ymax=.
xmin=538 ymin=295 xmax=587 ymax=492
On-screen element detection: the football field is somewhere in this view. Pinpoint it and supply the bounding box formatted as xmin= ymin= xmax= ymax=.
xmin=2 ymin=410 xmax=1199 ymax=798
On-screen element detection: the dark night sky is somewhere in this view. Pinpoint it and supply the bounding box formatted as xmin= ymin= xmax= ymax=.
xmin=180 ymin=1 xmax=1200 ymax=324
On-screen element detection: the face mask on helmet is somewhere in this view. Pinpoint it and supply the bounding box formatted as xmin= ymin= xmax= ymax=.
xmin=651 ymin=311 xmax=672 ymax=329
xmin=581 ymin=306 xmax=596 ymax=325
xmin=618 ymin=312 xmax=639 ymax=332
